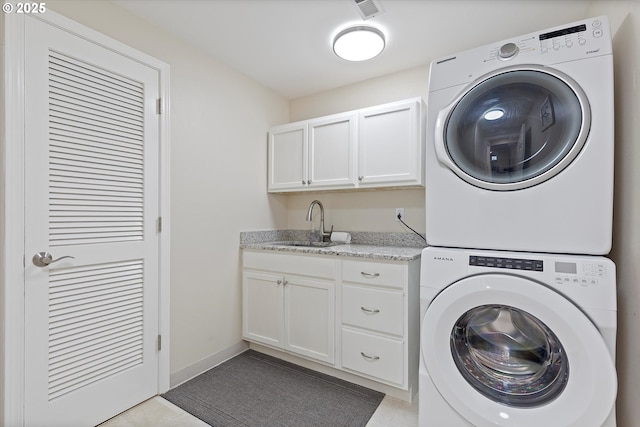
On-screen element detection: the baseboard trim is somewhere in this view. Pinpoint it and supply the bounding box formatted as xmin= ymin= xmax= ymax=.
xmin=169 ymin=341 xmax=249 ymax=388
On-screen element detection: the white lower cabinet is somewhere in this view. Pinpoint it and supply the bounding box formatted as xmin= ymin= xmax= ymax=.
xmin=242 ymin=250 xmax=419 ymax=398
xmin=341 ymin=328 xmax=404 ymax=385
xmin=242 ymin=251 xmax=335 ymax=364
xmin=340 ymin=259 xmax=419 ymax=392
xmin=243 ymin=271 xmax=284 ymax=348
xmin=283 ymin=277 xmax=334 ymax=363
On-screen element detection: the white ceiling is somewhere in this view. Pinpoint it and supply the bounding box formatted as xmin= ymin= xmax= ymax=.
xmin=114 ymin=0 xmax=593 ymax=99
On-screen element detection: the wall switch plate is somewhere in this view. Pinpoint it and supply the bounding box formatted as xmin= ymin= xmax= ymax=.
xmin=395 ymin=208 xmax=405 ymax=221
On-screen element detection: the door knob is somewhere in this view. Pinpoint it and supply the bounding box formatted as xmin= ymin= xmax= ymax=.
xmin=32 ymin=252 xmax=75 ymax=267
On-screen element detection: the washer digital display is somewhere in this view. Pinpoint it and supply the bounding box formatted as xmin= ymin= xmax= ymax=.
xmin=555 ymin=262 xmax=577 ymax=274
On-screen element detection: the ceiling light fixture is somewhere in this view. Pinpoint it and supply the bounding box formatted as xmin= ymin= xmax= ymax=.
xmin=333 ymin=26 xmax=386 ymax=61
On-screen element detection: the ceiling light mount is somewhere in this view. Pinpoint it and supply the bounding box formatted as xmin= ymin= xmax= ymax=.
xmin=333 ymin=25 xmax=386 ymax=62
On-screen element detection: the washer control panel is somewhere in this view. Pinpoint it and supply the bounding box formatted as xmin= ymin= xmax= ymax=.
xmin=469 ymin=255 xmax=543 ymax=272
xmin=468 ymin=255 xmax=608 ymax=288
xmin=554 ymin=260 xmax=607 ymax=286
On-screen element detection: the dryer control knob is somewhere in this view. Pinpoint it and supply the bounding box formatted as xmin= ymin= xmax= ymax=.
xmin=498 ymin=42 xmax=519 ymax=60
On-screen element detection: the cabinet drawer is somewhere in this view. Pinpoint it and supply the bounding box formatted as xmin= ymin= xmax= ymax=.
xmin=342 ymin=285 xmax=403 ymax=336
xmin=342 ymin=328 xmax=404 ymax=386
xmin=243 ymin=250 xmax=335 ymax=279
xmin=342 ymin=260 xmax=404 ymax=289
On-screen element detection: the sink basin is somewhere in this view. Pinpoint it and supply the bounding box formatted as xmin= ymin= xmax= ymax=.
xmin=269 ymin=241 xmax=341 ymax=248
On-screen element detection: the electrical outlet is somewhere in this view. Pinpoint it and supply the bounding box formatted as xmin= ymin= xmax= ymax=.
xmin=395 ymin=208 xmax=405 ymax=222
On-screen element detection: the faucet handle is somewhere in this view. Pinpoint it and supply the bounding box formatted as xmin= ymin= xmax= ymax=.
xmin=323 ymin=225 xmax=334 ymax=241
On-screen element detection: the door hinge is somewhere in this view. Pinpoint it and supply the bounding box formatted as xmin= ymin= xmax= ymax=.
xmin=156 ymin=98 xmax=163 ymax=115
xmin=157 ymin=217 xmax=162 ymax=233
xmin=158 ymin=334 xmax=162 ymax=351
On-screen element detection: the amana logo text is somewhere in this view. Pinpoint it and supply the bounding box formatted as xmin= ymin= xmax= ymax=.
xmin=433 ymin=256 xmax=454 ymax=262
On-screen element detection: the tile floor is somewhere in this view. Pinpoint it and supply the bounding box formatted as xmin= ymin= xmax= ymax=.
xmin=100 ymin=393 xmax=418 ymax=427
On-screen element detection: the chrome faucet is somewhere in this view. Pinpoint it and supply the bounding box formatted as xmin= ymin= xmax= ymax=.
xmin=306 ymin=200 xmax=333 ymax=242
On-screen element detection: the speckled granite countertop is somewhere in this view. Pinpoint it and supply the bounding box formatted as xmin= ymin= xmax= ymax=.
xmin=240 ymin=230 xmax=425 ymax=261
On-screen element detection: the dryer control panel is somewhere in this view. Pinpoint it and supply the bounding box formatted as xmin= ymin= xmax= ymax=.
xmin=428 ymin=16 xmax=613 ymax=92
xmin=484 ymin=17 xmax=611 ymax=64
xmin=538 ymin=18 xmax=604 ymax=54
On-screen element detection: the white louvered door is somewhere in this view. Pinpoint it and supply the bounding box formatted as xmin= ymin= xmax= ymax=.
xmin=23 ymin=17 xmax=161 ymax=427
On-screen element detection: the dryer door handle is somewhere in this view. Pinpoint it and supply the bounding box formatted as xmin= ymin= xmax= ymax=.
xmin=433 ymin=107 xmax=458 ymax=171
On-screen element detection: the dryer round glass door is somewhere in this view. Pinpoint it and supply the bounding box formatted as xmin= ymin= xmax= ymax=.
xmin=437 ymin=65 xmax=591 ymax=191
xmin=421 ymin=274 xmax=616 ymax=427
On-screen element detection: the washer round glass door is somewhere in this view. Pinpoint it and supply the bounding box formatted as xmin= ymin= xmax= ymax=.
xmin=435 ymin=65 xmax=590 ymax=191
xmin=421 ymin=274 xmax=616 ymax=427
xmin=451 ymin=304 xmax=569 ymax=408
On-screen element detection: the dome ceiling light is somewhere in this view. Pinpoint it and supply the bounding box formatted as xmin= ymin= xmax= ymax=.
xmin=333 ymin=26 xmax=386 ymax=61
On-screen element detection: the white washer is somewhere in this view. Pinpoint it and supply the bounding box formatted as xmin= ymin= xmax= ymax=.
xmin=419 ymin=246 xmax=617 ymax=427
xmin=425 ymin=16 xmax=614 ymax=255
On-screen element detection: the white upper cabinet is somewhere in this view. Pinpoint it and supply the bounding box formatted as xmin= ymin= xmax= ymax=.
xmin=268 ymin=122 xmax=307 ymax=191
xmin=357 ymin=99 xmax=424 ymax=187
xmin=267 ymin=97 xmax=424 ymax=193
xmin=268 ymin=112 xmax=356 ymax=192
xmin=308 ymin=113 xmax=357 ymax=189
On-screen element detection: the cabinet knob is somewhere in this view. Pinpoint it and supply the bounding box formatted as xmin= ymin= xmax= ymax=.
xmin=302 ymin=180 xmax=306 ymax=185
xmin=358 ymin=176 xmax=363 ymax=181
xmin=307 ymin=180 xmax=311 ymax=185
xmin=277 ymin=280 xmax=282 ymax=285
xmin=360 ymin=306 xmax=380 ymax=314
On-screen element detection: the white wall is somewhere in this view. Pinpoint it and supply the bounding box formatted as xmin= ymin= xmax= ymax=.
xmin=590 ymin=2 xmax=640 ymax=426
xmin=44 ymin=0 xmax=290 ymax=375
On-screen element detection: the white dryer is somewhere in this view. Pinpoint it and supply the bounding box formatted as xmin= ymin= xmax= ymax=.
xmin=419 ymin=247 xmax=617 ymax=427
xmin=425 ymin=16 xmax=614 ymax=255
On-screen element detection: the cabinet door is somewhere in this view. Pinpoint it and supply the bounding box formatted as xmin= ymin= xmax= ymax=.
xmin=358 ymin=99 xmax=423 ymax=187
xmin=268 ymin=122 xmax=307 ymax=191
xmin=284 ymin=277 xmax=335 ymax=364
xmin=242 ymin=271 xmax=284 ymax=347
xmin=308 ymin=113 xmax=356 ymax=189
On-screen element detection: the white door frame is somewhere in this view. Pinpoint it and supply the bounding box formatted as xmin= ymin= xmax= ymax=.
xmin=3 ymin=10 xmax=171 ymax=426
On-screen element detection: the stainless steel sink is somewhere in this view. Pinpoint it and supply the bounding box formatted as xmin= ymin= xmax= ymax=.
xmin=268 ymin=241 xmax=341 ymax=248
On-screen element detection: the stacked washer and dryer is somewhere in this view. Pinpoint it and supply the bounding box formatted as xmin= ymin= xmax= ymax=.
xmin=420 ymin=17 xmax=617 ymax=427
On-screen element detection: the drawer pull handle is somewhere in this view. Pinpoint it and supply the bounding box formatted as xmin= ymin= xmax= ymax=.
xmin=360 ymin=352 xmax=380 ymax=361
xmin=361 ymin=306 xmax=380 ymax=314
xmin=360 ymin=272 xmax=380 ymax=278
